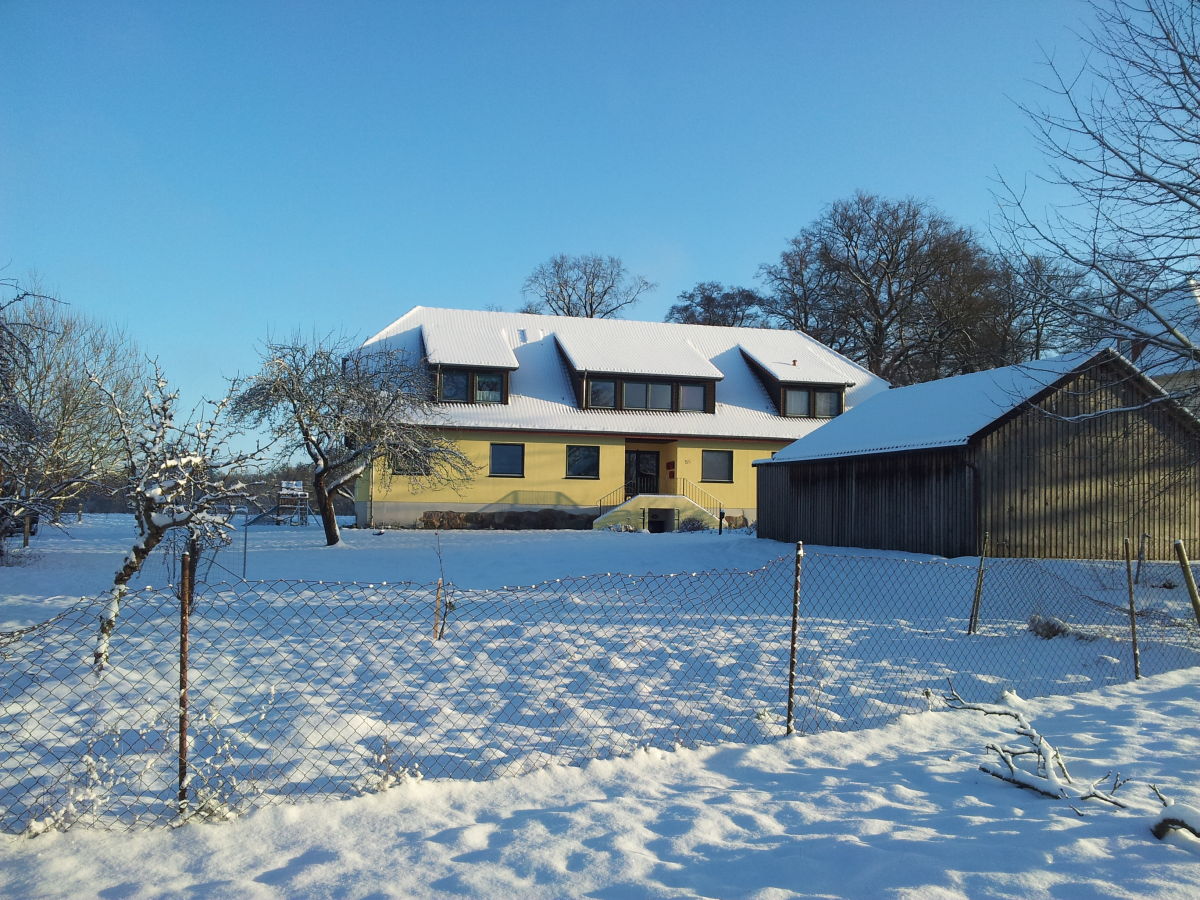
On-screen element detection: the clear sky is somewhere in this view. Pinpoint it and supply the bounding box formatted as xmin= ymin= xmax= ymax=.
xmin=3 ymin=0 xmax=1093 ymax=417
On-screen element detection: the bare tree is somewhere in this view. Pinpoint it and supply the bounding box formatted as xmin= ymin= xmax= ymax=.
xmin=231 ymin=335 xmax=474 ymax=546
xmin=92 ymin=365 xmax=263 ymax=667
xmin=664 ymin=282 xmax=766 ymax=327
xmin=759 ymin=192 xmax=1026 ymax=384
xmin=521 ymin=254 xmax=655 ymax=318
xmin=0 ymin=278 xmax=105 ymax=542
xmin=4 ymin=288 xmax=148 ymax=518
xmin=1000 ymin=0 xmax=1200 ymax=386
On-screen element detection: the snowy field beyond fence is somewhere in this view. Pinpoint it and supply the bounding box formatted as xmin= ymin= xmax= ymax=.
xmin=2 ymin=517 xmax=1199 ymax=833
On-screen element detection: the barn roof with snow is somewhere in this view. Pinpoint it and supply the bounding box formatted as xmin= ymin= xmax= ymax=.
xmin=768 ymin=352 xmax=1101 ymax=462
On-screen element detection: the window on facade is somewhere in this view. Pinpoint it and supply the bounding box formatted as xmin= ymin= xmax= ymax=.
xmin=565 ymin=445 xmax=600 ymax=478
xmin=475 ymin=372 xmax=502 ymax=403
xmin=438 ymin=369 xmax=504 ymax=404
xmin=588 ymin=378 xmax=709 ymax=412
xmin=814 ymin=390 xmax=841 ymax=417
xmin=783 ymin=386 xmax=843 ymax=418
xmin=648 ymin=382 xmax=672 ymax=410
xmin=389 ymin=448 xmax=433 ymax=476
xmin=440 ymin=370 xmax=470 ymax=402
xmin=622 ymin=381 xmax=647 ymax=409
xmin=679 ymin=383 xmax=705 ymax=411
xmin=489 ymin=443 xmax=524 ymax=477
xmin=784 ymin=388 xmax=810 ymax=417
xmin=701 ymin=449 xmax=734 ymax=483
xmin=589 ymin=380 xmax=616 ymax=408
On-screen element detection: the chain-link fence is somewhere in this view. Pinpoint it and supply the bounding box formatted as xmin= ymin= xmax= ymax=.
xmin=3 ymin=546 xmax=1199 ymax=833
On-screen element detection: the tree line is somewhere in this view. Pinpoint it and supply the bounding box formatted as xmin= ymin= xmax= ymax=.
xmin=522 ymin=0 xmax=1198 ymax=394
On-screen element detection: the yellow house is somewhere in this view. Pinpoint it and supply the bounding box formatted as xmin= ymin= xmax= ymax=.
xmin=355 ymin=307 xmax=887 ymax=531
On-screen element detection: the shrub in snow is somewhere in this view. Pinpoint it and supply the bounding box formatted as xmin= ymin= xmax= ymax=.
xmin=1027 ymin=614 xmax=1096 ymax=641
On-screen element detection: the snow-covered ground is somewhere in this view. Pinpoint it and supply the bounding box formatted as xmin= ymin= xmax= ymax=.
xmin=3 ymin=517 xmax=1200 ymax=897
xmin=2 ymin=669 xmax=1199 ymax=899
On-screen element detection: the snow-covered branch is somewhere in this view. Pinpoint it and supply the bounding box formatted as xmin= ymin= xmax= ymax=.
xmin=943 ymin=684 xmax=1129 ymax=809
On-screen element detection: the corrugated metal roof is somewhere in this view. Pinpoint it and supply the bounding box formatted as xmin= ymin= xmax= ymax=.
xmin=555 ymin=326 xmax=722 ymax=379
xmin=419 ymin=320 xmax=520 ymax=369
xmin=361 ymin=307 xmax=889 ymax=441
xmin=766 ymin=352 xmax=1100 ymax=462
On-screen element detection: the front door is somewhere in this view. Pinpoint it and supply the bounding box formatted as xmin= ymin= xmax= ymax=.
xmin=625 ymin=450 xmax=660 ymax=497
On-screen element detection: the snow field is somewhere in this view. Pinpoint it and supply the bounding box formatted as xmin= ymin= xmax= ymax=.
xmin=3 ymin=520 xmax=1199 ymax=832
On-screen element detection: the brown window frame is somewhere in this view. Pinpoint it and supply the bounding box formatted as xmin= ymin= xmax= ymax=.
xmin=782 ymin=385 xmax=844 ymax=418
xmin=438 ymin=367 xmax=508 ymax=405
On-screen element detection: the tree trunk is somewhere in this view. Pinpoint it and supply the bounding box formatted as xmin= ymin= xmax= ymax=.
xmin=94 ymin=524 xmax=167 ymax=669
xmin=312 ymin=472 xmax=341 ymax=546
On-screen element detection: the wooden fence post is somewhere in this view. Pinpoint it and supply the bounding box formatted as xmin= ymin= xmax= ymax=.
xmin=786 ymin=541 xmax=804 ymax=736
xmin=1123 ymin=537 xmax=1141 ymax=680
xmin=1173 ymin=540 xmax=1200 ymax=627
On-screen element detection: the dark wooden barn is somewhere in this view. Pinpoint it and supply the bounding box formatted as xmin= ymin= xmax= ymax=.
xmin=755 ymin=350 xmax=1200 ymax=559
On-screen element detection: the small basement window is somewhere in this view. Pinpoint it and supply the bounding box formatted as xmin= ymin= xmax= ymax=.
xmin=489 ymin=443 xmax=524 ymax=477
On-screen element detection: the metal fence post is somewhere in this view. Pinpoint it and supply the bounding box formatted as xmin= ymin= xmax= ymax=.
xmin=1123 ymin=537 xmax=1141 ymax=680
xmin=967 ymin=532 xmax=990 ymax=635
xmin=178 ymin=551 xmax=192 ymax=817
xmin=786 ymin=541 xmax=804 ymax=735
xmin=1173 ymin=539 xmax=1200 ymax=627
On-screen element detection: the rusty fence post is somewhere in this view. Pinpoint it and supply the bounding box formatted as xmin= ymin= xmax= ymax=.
xmin=178 ymin=550 xmax=192 ymax=817
xmin=786 ymin=541 xmax=804 ymax=735
xmin=1123 ymin=537 xmax=1141 ymax=680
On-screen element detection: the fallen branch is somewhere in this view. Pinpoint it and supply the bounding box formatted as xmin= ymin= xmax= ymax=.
xmin=944 ymin=682 xmax=1128 ymax=809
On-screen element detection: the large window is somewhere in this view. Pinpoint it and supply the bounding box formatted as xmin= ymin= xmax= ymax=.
xmin=439 ymin=368 xmax=506 ymax=404
xmin=700 ymin=449 xmax=734 ymax=483
xmin=586 ymin=377 xmax=710 ymax=412
xmin=489 ymin=443 xmax=524 ymax=477
xmin=565 ymin=445 xmax=600 ymax=479
xmin=783 ymin=386 xmax=843 ymax=418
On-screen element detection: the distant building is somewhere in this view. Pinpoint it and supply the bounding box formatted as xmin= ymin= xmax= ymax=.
xmin=355 ymin=307 xmax=887 ymax=530
xmin=756 ymin=350 xmax=1200 ymax=559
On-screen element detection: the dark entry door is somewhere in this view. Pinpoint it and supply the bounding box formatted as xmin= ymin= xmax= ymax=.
xmin=625 ymin=450 xmax=660 ymax=497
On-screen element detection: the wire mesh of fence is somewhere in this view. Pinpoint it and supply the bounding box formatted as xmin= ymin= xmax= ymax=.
xmin=2 ymin=546 xmax=1198 ymax=833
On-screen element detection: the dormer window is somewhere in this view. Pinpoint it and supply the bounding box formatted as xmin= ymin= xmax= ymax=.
xmin=437 ymin=367 xmax=508 ymax=404
xmin=783 ymin=386 xmax=843 ymax=418
xmin=580 ymin=375 xmax=715 ymax=412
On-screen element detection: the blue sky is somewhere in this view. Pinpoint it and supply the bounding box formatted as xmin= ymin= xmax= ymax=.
xmin=2 ymin=1 xmax=1092 ymax=417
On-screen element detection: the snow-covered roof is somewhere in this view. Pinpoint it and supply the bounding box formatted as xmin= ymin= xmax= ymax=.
xmin=766 ymin=352 xmax=1102 ymax=463
xmin=739 ymin=342 xmax=854 ymax=385
xmin=420 ymin=323 xmax=520 ymax=370
xmin=554 ymin=327 xmax=722 ymax=379
xmin=362 ymin=307 xmax=888 ymax=441
xmin=1123 ymin=283 xmax=1200 ymax=377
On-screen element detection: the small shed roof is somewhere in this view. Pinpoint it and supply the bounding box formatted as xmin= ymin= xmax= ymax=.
xmin=767 ymin=352 xmax=1102 ymax=463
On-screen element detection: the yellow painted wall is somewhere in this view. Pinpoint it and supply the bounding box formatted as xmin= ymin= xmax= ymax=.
xmin=360 ymin=429 xmax=788 ymax=519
